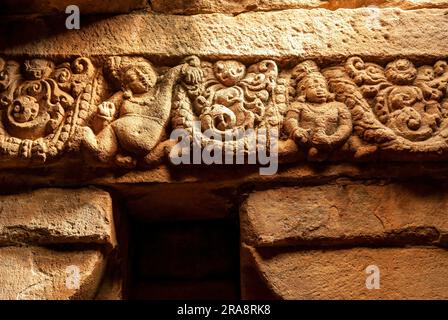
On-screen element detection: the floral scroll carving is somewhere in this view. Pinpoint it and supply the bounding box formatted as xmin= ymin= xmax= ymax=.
xmin=324 ymin=57 xmax=448 ymax=158
xmin=0 ymin=57 xmax=97 ymax=163
xmin=0 ymin=54 xmax=447 ymax=168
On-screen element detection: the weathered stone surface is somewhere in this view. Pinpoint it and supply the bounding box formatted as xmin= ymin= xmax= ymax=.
xmin=151 ymin=0 xmax=325 ymax=14
xmin=2 ymin=0 xmax=148 ymax=14
xmin=241 ymin=183 xmax=448 ymax=247
xmin=3 ymin=162 xmax=448 ymax=192
xmin=152 ymin=0 xmax=448 ymax=14
xmin=0 ymin=246 xmax=105 ymax=300
xmin=242 ymin=245 xmax=448 ymax=299
xmin=0 ymin=188 xmax=116 ymax=247
xmin=94 ymin=263 xmax=123 ymax=300
xmin=1 ymin=9 xmax=447 ymax=64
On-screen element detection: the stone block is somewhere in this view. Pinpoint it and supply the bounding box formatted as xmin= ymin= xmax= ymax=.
xmin=0 ymin=188 xmax=116 ymax=247
xmin=0 ymin=246 xmax=105 ymax=300
xmin=241 ymin=183 xmax=448 ymax=247
xmin=242 ymin=245 xmax=448 ymax=299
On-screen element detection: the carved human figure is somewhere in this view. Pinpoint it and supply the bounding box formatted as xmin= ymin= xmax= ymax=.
xmin=284 ymin=61 xmax=352 ymax=160
xmin=81 ymin=56 xmax=201 ymax=167
xmin=193 ymin=59 xmax=277 ymax=135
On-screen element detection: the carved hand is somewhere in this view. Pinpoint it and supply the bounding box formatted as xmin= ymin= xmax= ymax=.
xmin=312 ymin=130 xmax=331 ymax=147
xmin=97 ymin=101 xmax=116 ymax=121
xmin=293 ymin=128 xmax=310 ymax=144
xmin=181 ymin=56 xmax=203 ymax=85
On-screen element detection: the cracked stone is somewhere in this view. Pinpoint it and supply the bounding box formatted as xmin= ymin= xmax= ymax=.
xmin=0 ymin=246 xmax=105 ymax=300
xmin=241 ymin=183 xmax=448 ymax=247
xmin=0 ymin=188 xmax=116 ymax=248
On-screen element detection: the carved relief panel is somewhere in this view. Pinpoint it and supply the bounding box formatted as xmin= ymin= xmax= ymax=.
xmin=0 ymin=54 xmax=447 ymax=168
xmin=0 ymin=57 xmax=98 ymax=163
xmin=324 ymin=57 xmax=448 ymax=158
xmin=172 ymin=57 xmax=284 ymax=157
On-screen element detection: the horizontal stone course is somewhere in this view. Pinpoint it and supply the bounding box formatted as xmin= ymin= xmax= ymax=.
xmin=1 ymin=9 xmax=447 ymax=64
xmin=1 ymin=0 xmax=148 ymax=14
xmin=0 ymin=188 xmax=116 ymax=247
xmin=152 ymin=0 xmax=448 ymax=14
xmin=241 ymin=183 xmax=448 ymax=247
xmin=242 ymin=245 xmax=448 ymax=299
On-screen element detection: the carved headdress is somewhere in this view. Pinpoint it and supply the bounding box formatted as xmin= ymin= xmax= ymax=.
xmin=290 ymin=60 xmax=333 ymax=102
xmin=105 ymin=56 xmax=157 ymax=91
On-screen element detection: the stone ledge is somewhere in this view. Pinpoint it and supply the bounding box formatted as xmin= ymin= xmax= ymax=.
xmin=1 ymin=163 xmax=448 ymax=189
xmin=152 ymin=0 xmax=448 ymax=15
xmin=0 ymin=9 xmax=447 ymax=63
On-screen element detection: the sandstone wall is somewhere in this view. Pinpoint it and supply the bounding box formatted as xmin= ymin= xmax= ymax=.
xmin=1 ymin=0 xmax=448 ymax=300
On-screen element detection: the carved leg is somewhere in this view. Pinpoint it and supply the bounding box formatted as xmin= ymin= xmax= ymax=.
xmin=141 ymin=139 xmax=177 ymax=168
xmin=307 ymin=147 xmax=329 ymax=161
xmin=81 ymin=126 xmax=118 ymax=163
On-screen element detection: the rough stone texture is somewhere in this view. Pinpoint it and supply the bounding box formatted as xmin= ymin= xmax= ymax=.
xmin=3 ymin=162 xmax=448 ymax=192
xmin=94 ymin=259 xmax=123 ymax=300
xmin=1 ymin=9 xmax=448 ymax=63
xmin=0 ymin=246 xmax=105 ymax=300
xmin=241 ymin=183 xmax=448 ymax=247
xmin=242 ymin=245 xmax=448 ymax=299
xmin=2 ymin=12 xmax=448 ymax=169
xmin=0 ymin=188 xmax=116 ymax=247
xmin=152 ymin=0 xmax=448 ymax=14
xmin=1 ymin=0 xmax=148 ymax=14
xmin=0 ymin=0 xmax=447 ymax=302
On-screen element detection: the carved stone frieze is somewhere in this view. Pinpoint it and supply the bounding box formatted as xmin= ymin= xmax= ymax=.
xmin=324 ymin=57 xmax=448 ymax=158
xmin=172 ymin=57 xmax=282 ymax=157
xmin=0 ymin=56 xmax=99 ymax=163
xmin=1 ymin=54 xmax=447 ymax=168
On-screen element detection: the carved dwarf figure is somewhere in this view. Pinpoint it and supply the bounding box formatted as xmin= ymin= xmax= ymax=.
xmin=81 ymin=56 xmax=201 ymax=167
xmin=284 ymin=61 xmax=352 ymax=160
xmin=193 ymin=59 xmax=278 ymax=135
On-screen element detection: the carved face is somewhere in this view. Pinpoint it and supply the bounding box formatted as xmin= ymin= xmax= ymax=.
xmin=23 ymin=59 xmax=54 ymax=80
xmin=123 ymin=64 xmax=156 ymax=94
xmin=416 ymin=66 xmax=434 ymax=82
xmin=9 ymin=96 xmax=39 ymax=123
xmin=214 ymin=61 xmax=246 ymax=87
xmin=0 ymin=61 xmax=20 ymax=91
xmin=385 ymin=59 xmax=417 ymax=85
xmin=302 ymin=76 xmax=329 ymax=104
